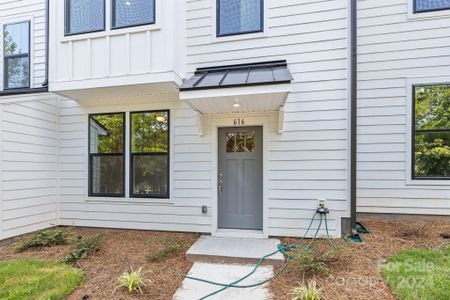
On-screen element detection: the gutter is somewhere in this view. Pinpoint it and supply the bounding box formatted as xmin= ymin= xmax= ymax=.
xmin=42 ymin=0 xmax=49 ymax=87
xmin=350 ymin=0 xmax=360 ymax=240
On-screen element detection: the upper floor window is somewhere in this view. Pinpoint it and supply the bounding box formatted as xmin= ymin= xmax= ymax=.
xmin=413 ymin=85 xmax=450 ymax=179
xmin=414 ymin=0 xmax=450 ymax=13
xmin=217 ymin=0 xmax=263 ymax=37
xmin=66 ymin=0 xmax=105 ymax=35
xmin=3 ymin=21 xmax=30 ymax=89
xmin=112 ymin=0 xmax=156 ymax=29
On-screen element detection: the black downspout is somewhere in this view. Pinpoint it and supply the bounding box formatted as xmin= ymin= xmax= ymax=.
xmin=350 ymin=0 xmax=359 ymax=240
xmin=42 ymin=0 xmax=49 ymax=87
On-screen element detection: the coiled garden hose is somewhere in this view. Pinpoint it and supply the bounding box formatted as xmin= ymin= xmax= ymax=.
xmin=172 ymin=211 xmax=334 ymax=299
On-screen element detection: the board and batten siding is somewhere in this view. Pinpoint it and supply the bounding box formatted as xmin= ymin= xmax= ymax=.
xmin=57 ymin=96 xmax=213 ymax=233
xmin=0 ymin=0 xmax=47 ymax=90
xmin=357 ymin=0 xmax=450 ymax=215
xmin=0 ymin=93 xmax=59 ymax=240
xmin=186 ymin=0 xmax=350 ymax=237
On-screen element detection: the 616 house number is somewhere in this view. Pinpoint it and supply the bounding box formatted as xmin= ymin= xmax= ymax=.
xmin=233 ymin=118 xmax=245 ymax=126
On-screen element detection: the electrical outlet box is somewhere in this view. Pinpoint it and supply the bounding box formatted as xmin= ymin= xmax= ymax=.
xmin=318 ymin=198 xmax=326 ymax=208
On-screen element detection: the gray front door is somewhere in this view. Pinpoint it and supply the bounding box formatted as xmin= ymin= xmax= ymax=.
xmin=218 ymin=127 xmax=263 ymax=230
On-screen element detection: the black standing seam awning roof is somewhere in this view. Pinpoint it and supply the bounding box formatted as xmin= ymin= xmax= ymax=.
xmin=179 ymin=60 xmax=293 ymax=91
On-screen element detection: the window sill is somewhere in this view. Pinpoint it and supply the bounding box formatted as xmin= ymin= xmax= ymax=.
xmin=405 ymin=179 xmax=450 ymax=186
xmin=86 ymin=197 xmax=174 ymax=205
xmin=407 ymin=8 xmax=450 ymax=20
xmin=212 ymin=31 xmax=267 ymax=44
xmin=61 ymin=23 xmax=161 ymax=43
xmin=0 ymin=86 xmax=48 ymax=96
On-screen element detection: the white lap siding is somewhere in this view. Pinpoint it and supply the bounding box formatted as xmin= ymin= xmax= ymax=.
xmin=357 ymin=0 xmax=450 ymax=215
xmin=0 ymin=94 xmax=59 ymax=240
xmin=186 ymin=0 xmax=350 ymax=237
xmin=57 ymin=97 xmax=212 ymax=233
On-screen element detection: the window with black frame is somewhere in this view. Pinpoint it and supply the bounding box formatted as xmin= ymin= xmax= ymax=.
xmin=66 ymin=0 xmax=105 ymax=35
xmin=89 ymin=113 xmax=125 ymax=196
xmin=413 ymin=85 xmax=450 ymax=179
xmin=130 ymin=110 xmax=169 ymax=198
xmin=112 ymin=0 xmax=156 ymax=29
xmin=414 ymin=0 xmax=450 ymax=12
xmin=217 ymin=0 xmax=263 ymax=36
xmin=3 ymin=21 xmax=30 ymax=89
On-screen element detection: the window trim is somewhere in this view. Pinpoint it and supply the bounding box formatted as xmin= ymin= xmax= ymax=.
xmin=129 ymin=110 xmax=170 ymax=199
xmin=413 ymin=0 xmax=450 ymax=13
xmin=411 ymin=84 xmax=450 ymax=180
xmin=3 ymin=21 xmax=31 ymax=90
xmin=88 ymin=112 xmax=126 ymax=197
xmin=65 ymin=0 xmax=106 ymax=36
xmin=216 ymin=0 xmax=264 ymax=37
xmin=111 ymin=0 xmax=156 ymax=30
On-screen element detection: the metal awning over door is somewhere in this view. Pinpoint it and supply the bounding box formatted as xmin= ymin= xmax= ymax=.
xmin=179 ymin=61 xmax=293 ymax=114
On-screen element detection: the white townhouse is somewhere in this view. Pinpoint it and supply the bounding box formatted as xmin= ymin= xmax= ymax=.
xmin=0 ymin=0 xmax=448 ymax=241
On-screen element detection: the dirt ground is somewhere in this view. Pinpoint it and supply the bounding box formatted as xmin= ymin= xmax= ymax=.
xmin=0 ymin=228 xmax=199 ymax=300
xmin=270 ymin=219 xmax=450 ymax=300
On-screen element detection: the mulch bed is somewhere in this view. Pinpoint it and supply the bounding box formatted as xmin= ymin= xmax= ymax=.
xmin=269 ymin=219 xmax=450 ymax=300
xmin=0 ymin=228 xmax=199 ymax=300
xmin=1 ymin=220 xmax=449 ymax=300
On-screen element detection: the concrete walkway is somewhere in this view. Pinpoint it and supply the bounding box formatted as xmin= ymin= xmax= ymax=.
xmin=173 ymin=262 xmax=273 ymax=300
xmin=174 ymin=236 xmax=283 ymax=299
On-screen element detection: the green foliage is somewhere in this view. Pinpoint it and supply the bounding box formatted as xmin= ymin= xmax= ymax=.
xmin=414 ymin=85 xmax=450 ymax=177
xmin=0 ymin=259 xmax=83 ymax=300
xmin=114 ymin=267 xmax=149 ymax=294
xmin=131 ymin=111 xmax=169 ymax=153
xmin=15 ymin=229 xmax=68 ymax=252
xmin=63 ymin=234 xmax=104 ymax=264
xmin=290 ymin=280 xmax=322 ymax=300
xmin=90 ymin=114 xmax=124 ymax=154
xmin=381 ymin=247 xmax=450 ymax=300
xmin=147 ymin=238 xmax=184 ymax=263
xmin=292 ymin=244 xmax=344 ymax=275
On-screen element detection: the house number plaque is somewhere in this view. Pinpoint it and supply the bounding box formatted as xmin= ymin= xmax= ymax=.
xmin=233 ymin=118 xmax=246 ymax=126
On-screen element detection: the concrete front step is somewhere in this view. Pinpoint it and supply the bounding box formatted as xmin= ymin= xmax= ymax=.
xmin=186 ymin=236 xmax=285 ymax=267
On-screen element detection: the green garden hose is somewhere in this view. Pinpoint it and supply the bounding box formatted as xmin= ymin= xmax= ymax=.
xmin=172 ymin=211 xmax=333 ymax=299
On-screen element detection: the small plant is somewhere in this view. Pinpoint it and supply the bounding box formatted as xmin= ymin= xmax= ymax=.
xmin=290 ymin=280 xmax=322 ymax=300
xmin=147 ymin=238 xmax=184 ymax=262
xmin=113 ymin=267 xmax=149 ymax=294
xmin=292 ymin=244 xmax=345 ymax=275
xmin=64 ymin=234 xmax=104 ymax=264
xmin=15 ymin=229 xmax=69 ymax=252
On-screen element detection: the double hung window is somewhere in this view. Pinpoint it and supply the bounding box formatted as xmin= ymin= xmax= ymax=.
xmin=88 ymin=111 xmax=170 ymax=198
xmin=414 ymin=0 xmax=450 ymax=13
xmin=217 ymin=0 xmax=263 ymax=36
xmin=3 ymin=21 xmax=30 ymax=89
xmin=412 ymin=85 xmax=450 ymax=179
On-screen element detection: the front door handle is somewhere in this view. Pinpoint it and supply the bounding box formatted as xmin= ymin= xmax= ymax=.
xmin=218 ymin=173 xmax=224 ymax=194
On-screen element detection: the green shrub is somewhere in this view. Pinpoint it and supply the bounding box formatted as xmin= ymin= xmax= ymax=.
xmin=290 ymin=280 xmax=322 ymax=300
xmin=64 ymin=234 xmax=104 ymax=264
xmin=148 ymin=238 xmax=184 ymax=262
xmin=15 ymin=229 xmax=68 ymax=252
xmin=292 ymin=244 xmax=344 ymax=275
xmin=114 ymin=267 xmax=149 ymax=294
